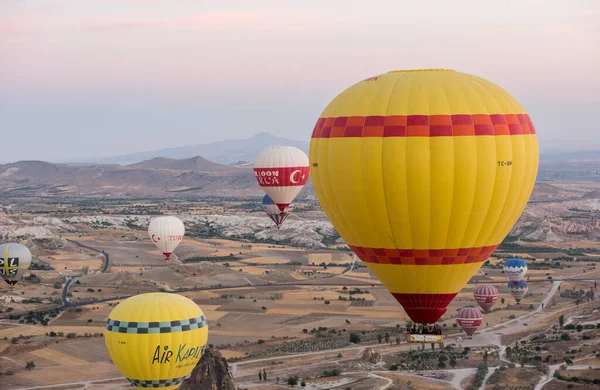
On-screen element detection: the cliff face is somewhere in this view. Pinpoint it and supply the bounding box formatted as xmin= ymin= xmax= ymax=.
xmin=179 ymin=348 xmax=237 ymax=390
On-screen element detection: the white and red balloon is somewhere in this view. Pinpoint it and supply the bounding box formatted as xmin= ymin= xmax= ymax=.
xmin=148 ymin=216 xmax=185 ymax=259
xmin=254 ymin=146 xmax=309 ymax=212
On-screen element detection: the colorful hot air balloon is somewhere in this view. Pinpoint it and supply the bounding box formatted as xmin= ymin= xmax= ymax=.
xmin=503 ymin=258 xmax=528 ymax=281
xmin=148 ymin=216 xmax=185 ymax=259
xmin=473 ymin=285 xmax=499 ymax=312
xmin=309 ymin=69 xmax=539 ymax=325
xmin=508 ymin=280 xmax=528 ymax=303
xmin=456 ymin=306 xmax=484 ymax=336
xmin=254 ymin=146 xmax=310 ymax=212
xmin=262 ymin=194 xmax=291 ymax=228
xmin=0 ymin=243 xmax=32 ymax=287
xmin=105 ymin=293 xmax=208 ymax=390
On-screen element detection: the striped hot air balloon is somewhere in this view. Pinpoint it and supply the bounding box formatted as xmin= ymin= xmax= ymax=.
xmin=262 ymin=194 xmax=291 ymax=228
xmin=456 ymin=306 xmax=484 ymax=336
xmin=503 ymin=258 xmax=528 ymax=281
xmin=473 ymin=285 xmax=499 ymax=312
xmin=254 ymin=146 xmax=309 ymax=212
xmin=508 ymin=280 xmax=528 ymax=303
xmin=309 ymin=69 xmax=539 ymax=324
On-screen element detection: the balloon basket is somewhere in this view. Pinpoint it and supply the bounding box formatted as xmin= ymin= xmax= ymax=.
xmin=406 ymin=334 xmax=443 ymax=343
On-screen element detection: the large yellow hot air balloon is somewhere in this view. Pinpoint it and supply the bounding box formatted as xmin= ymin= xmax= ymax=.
xmin=310 ymin=69 xmax=538 ymax=324
xmin=104 ymin=293 xmax=208 ymax=390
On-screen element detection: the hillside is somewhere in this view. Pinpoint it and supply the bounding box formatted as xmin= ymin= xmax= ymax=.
xmin=0 ymin=157 xmax=314 ymax=198
xmin=88 ymin=132 xmax=310 ymax=165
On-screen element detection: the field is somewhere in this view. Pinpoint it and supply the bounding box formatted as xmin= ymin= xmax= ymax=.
xmin=1 ymin=196 xmax=600 ymax=389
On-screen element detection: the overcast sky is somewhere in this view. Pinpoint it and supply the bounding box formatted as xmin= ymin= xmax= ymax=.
xmin=1 ymin=0 xmax=598 ymax=163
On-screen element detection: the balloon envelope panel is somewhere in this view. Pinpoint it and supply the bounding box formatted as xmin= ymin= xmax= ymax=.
xmin=309 ymin=69 xmax=539 ymax=323
xmin=104 ymin=293 xmax=208 ymax=390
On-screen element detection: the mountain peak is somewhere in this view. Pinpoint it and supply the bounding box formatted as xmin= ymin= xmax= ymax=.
xmin=87 ymin=132 xmax=309 ymax=166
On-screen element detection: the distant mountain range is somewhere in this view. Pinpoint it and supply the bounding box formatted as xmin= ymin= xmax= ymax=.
xmin=2 ymin=130 xmax=600 ymax=199
xmin=86 ymin=132 xmax=309 ymax=165
xmin=0 ymin=155 xmax=314 ymax=198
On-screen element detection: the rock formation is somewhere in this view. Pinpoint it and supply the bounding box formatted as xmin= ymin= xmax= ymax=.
xmin=179 ymin=348 xmax=237 ymax=390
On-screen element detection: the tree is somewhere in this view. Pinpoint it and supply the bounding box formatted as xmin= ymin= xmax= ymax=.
xmin=287 ymin=376 xmax=299 ymax=386
xmin=302 ymin=329 xmax=308 ymax=334
xmin=431 ymin=343 xmax=435 ymax=350
xmin=559 ymin=314 xmax=564 ymax=328
xmin=301 ymin=381 xmax=306 ymax=387
xmin=377 ymin=334 xmax=383 ymax=344
xmin=259 ymin=371 xmax=263 ymax=381
xmin=350 ymin=333 xmax=361 ymax=343
xmin=501 ymin=297 xmax=505 ymax=304
xmin=26 ymin=361 xmax=35 ymax=370
xmin=449 ymin=358 xmax=457 ymax=368
xmin=263 ymin=369 xmax=267 ymax=381
xmin=385 ymin=333 xmax=390 ymax=344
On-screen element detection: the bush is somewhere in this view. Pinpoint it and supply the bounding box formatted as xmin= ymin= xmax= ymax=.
xmin=52 ymin=282 xmax=61 ymax=289
xmin=561 ymin=333 xmax=570 ymax=341
xmin=257 ymin=339 xmax=265 ymax=345
xmin=287 ymin=376 xmax=299 ymax=386
xmin=349 ymin=333 xmax=361 ymax=343
xmin=26 ymin=361 xmax=35 ymax=370
xmin=390 ymin=364 xmax=399 ymax=371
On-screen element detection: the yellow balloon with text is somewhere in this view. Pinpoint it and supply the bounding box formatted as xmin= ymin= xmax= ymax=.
xmin=104 ymin=292 xmax=208 ymax=390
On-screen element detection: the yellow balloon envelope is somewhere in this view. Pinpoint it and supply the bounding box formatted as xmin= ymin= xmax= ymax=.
xmin=309 ymin=69 xmax=538 ymax=324
xmin=104 ymin=293 xmax=208 ymax=389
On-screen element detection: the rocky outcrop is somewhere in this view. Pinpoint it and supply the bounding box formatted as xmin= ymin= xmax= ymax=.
xmin=361 ymin=347 xmax=382 ymax=364
xmin=179 ymin=348 xmax=236 ymax=390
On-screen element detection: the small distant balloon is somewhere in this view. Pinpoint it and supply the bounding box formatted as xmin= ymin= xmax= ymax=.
xmin=473 ymin=285 xmax=499 ymax=312
xmin=0 ymin=243 xmax=32 ymax=287
xmin=456 ymin=306 xmax=483 ymax=336
xmin=262 ymin=194 xmax=291 ymax=228
xmin=508 ymin=280 xmax=528 ymax=303
xmin=148 ymin=216 xmax=185 ymax=259
xmin=105 ymin=292 xmax=208 ymax=390
xmin=504 ymin=258 xmax=528 ymax=281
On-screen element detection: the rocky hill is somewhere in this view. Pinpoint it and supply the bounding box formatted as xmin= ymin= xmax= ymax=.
xmin=88 ymin=132 xmax=309 ymax=165
xmin=180 ymin=348 xmax=236 ymax=390
xmin=0 ymin=157 xmax=314 ymax=198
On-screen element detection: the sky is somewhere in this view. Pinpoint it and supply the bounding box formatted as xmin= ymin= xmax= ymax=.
xmin=1 ymin=0 xmax=599 ymax=163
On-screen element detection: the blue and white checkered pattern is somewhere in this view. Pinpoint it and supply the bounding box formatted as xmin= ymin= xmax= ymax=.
xmin=105 ymin=315 xmax=207 ymax=334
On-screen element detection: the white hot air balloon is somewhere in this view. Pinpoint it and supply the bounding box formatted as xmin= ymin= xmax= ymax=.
xmin=0 ymin=243 xmax=32 ymax=287
xmin=254 ymin=146 xmax=310 ymax=212
xmin=148 ymin=216 xmax=185 ymax=259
